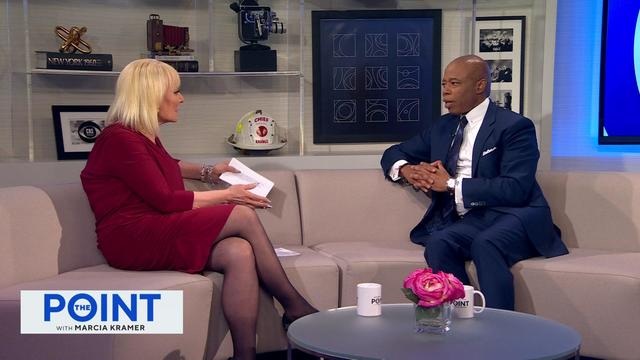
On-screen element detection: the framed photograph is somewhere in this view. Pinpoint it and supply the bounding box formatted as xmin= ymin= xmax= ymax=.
xmin=474 ymin=16 xmax=525 ymax=114
xmin=52 ymin=105 xmax=109 ymax=160
xmin=312 ymin=9 xmax=442 ymax=143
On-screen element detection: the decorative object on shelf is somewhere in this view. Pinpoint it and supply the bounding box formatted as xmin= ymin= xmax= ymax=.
xmin=35 ymin=51 xmax=113 ymax=71
xmin=311 ymin=10 xmax=442 ymax=144
xmin=146 ymin=14 xmax=194 ymax=54
xmin=474 ymin=16 xmax=526 ymax=114
xmin=226 ymin=109 xmax=287 ymax=154
xmin=230 ymin=0 xmax=286 ymax=72
xmin=160 ymin=60 xmax=198 ymax=72
xmin=35 ymin=25 xmax=112 ymax=71
xmin=145 ymin=14 xmax=198 ymax=72
xmin=52 ymin=105 xmax=109 ymax=160
xmin=55 ymin=25 xmax=92 ymax=53
xmin=402 ymin=267 xmax=465 ymax=334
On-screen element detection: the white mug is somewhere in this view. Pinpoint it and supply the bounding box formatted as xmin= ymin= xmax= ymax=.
xmin=453 ymin=285 xmax=486 ymax=318
xmin=356 ymin=283 xmax=382 ymax=316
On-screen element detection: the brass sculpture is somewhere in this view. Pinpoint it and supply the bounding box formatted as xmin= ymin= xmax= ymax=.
xmin=55 ymin=26 xmax=92 ymax=54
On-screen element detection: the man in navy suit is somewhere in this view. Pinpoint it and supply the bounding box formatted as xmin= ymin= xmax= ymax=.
xmin=381 ymin=55 xmax=568 ymax=310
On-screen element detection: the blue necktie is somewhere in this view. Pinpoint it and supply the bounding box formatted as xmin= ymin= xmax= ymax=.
xmin=442 ymin=116 xmax=467 ymax=221
xmin=445 ymin=116 xmax=468 ymax=177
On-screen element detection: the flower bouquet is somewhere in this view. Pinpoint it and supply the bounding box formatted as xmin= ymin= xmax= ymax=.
xmin=402 ymin=268 xmax=465 ymax=333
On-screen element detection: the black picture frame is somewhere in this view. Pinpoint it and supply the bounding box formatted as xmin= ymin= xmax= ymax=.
xmin=474 ymin=16 xmax=526 ymax=114
xmin=52 ymin=105 xmax=109 ymax=160
xmin=312 ymin=9 xmax=442 ymax=144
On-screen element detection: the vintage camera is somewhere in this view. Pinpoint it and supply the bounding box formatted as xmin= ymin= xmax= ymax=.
xmin=230 ymin=1 xmax=285 ymax=43
xmin=146 ymin=14 xmax=193 ymax=54
xmin=230 ymin=1 xmax=286 ymax=71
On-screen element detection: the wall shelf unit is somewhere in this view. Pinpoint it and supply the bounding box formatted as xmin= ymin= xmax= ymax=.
xmin=1 ymin=0 xmax=554 ymax=166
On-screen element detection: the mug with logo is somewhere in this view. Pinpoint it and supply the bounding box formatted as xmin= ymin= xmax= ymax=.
xmin=356 ymin=283 xmax=382 ymax=316
xmin=453 ymin=285 xmax=486 ymax=319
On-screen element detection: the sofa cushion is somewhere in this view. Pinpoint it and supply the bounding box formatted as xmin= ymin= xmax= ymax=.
xmin=203 ymin=246 xmax=339 ymax=359
xmin=40 ymin=183 xmax=106 ymax=272
xmin=255 ymin=170 xmax=303 ymax=246
xmin=0 ymin=186 xmax=62 ymax=288
xmin=295 ymin=169 xmax=428 ymax=247
xmin=0 ymin=264 xmax=212 ymax=360
xmin=513 ymin=248 xmax=640 ymax=360
xmin=538 ymin=171 xmax=640 ymax=252
xmin=312 ymin=241 xmax=426 ymax=306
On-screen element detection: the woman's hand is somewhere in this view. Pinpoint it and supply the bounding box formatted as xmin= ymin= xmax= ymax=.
xmin=208 ymin=160 xmax=239 ymax=184
xmin=225 ymin=184 xmax=271 ymax=209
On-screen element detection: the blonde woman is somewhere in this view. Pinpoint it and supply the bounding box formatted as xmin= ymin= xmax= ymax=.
xmin=81 ymin=59 xmax=316 ymax=360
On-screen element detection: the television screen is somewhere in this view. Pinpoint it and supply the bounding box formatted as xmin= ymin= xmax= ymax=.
xmin=599 ymin=0 xmax=640 ymax=144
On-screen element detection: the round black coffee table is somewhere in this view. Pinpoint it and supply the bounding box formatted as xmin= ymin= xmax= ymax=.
xmin=287 ymin=304 xmax=581 ymax=360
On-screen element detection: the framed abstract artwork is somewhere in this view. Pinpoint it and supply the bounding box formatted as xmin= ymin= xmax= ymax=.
xmin=312 ymin=9 xmax=442 ymax=143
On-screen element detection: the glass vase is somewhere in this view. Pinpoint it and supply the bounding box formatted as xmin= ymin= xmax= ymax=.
xmin=414 ymin=302 xmax=454 ymax=334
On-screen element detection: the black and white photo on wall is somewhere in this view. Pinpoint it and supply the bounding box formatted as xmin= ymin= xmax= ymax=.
xmin=52 ymin=105 xmax=109 ymax=160
xmin=479 ymin=28 xmax=513 ymax=52
xmin=312 ymin=9 xmax=442 ymax=143
xmin=474 ymin=16 xmax=525 ymax=114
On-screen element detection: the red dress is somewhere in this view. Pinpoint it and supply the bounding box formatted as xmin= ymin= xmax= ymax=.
xmin=81 ymin=123 xmax=234 ymax=273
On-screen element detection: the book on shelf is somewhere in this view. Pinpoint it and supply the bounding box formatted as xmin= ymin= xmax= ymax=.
xmin=160 ymin=60 xmax=199 ymax=72
xmin=155 ymin=55 xmax=195 ymax=61
xmin=35 ymin=51 xmax=113 ymax=71
xmin=142 ymin=52 xmax=196 ymax=61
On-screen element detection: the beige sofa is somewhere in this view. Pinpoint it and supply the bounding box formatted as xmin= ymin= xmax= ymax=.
xmin=1 ymin=169 xmax=639 ymax=360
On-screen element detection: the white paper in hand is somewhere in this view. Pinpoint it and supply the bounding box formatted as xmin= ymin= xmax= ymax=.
xmin=219 ymin=158 xmax=274 ymax=197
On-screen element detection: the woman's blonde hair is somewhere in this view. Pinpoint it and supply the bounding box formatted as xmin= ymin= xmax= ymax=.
xmin=106 ymin=59 xmax=180 ymax=135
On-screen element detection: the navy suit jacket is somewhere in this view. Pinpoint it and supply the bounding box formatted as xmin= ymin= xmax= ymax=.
xmin=381 ymin=101 xmax=568 ymax=258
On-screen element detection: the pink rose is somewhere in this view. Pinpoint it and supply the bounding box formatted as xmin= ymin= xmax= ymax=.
xmin=402 ymin=268 xmax=466 ymax=307
xmin=403 ymin=268 xmax=432 ymax=289
xmin=443 ymin=272 xmax=466 ymax=300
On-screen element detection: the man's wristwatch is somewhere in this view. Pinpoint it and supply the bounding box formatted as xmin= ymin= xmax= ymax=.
xmin=446 ymin=178 xmax=456 ymax=195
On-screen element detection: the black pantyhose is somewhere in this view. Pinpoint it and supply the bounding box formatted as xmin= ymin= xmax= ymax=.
xmin=207 ymin=205 xmax=317 ymax=360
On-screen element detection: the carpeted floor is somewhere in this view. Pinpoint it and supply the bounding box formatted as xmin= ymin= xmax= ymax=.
xmin=256 ymin=349 xmax=319 ymax=360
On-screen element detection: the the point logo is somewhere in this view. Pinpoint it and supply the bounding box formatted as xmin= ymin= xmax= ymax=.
xmin=370 ymin=296 xmax=381 ymax=305
xmin=21 ymin=290 xmax=183 ymax=334
xmin=44 ymin=293 xmax=160 ymax=322
xmin=453 ymin=299 xmax=469 ymax=307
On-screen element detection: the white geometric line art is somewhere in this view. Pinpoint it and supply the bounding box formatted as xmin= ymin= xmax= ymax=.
xmin=333 ymin=34 xmax=357 ymax=57
xmin=333 ymin=67 xmax=357 ymax=91
xmin=365 ymin=66 xmax=388 ymax=90
xmin=397 ymin=98 xmax=420 ymax=122
xmin=365 ymin=33 xmax=388 ymax=57
xmin=397 ymin=33 xmax=420 ymax=57
xmin=365 ymin=99 xmax=389 ymax=123
xmin=397 ymin=66 xmax=420 ymax=90
xmin=334 ymin=100 xmax=357 ymax=123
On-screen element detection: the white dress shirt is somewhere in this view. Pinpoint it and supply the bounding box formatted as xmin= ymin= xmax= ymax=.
xmin=390 ymin=98 xmax=490 ymax=216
